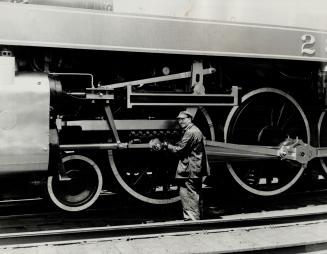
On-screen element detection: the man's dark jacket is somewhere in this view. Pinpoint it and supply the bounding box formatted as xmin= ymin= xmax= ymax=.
xmin=167 ymin=123 xmax=210 ymax=178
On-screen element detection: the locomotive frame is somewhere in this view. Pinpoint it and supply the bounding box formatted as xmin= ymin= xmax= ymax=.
xmin=1 ymin=1 xmax=327 ymax=211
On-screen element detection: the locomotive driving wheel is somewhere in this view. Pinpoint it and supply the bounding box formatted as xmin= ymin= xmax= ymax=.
xmin=318 ymin=111 xmax=327 ymax=175
xmin=108 ymin=107 xmax=215 ymax=204
xmin=224 ymin=88 xmax=310 ymax=196
xmin=47 ymin=155 xmax=103 ymax=212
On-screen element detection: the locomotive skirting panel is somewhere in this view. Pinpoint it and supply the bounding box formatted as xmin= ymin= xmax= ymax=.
xmin=0 ymin=3 xmax=327 ymax=61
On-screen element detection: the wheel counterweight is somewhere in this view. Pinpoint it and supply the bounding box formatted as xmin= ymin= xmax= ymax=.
xmin=224 ymin=88 xmax=310 ymax=196
xmin=47 ymin=155 xmax=103 ymax=212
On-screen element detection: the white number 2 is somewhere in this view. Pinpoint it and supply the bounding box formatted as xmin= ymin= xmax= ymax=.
xmin=301 ymin=34 xmax=316 ymax=55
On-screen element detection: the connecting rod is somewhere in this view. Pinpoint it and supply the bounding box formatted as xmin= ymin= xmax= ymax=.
xmin=205 ymin=138 xmax=316 ymax=165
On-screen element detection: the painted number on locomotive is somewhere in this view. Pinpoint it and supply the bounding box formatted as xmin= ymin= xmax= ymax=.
xmin=301 ymin=34 xmax=327 ymax=56
xmin=301 ymin=34 xmax=316 ymax=55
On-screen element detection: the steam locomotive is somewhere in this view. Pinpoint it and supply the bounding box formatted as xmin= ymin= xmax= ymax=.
xmin=1 ymin=0 xmax=327 ymax=212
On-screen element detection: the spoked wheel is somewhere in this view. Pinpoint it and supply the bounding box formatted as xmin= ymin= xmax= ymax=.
xmin=47 ymin=155 xmax=103 ymax=212
xmin=224 ymin=88 xmax=310 ymax=196
xmin=109 ymin=107 xmax=215 ymax=204
xmin=318 ymin=111 xmax=327 ymax=174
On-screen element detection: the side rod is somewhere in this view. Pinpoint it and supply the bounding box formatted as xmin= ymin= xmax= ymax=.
xmin=60 ymin=140 xmax=280 ymax=161
xmin=59 ymin=138 xmax=327 ymax=165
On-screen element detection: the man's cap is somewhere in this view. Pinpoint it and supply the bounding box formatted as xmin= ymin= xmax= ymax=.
xmin=176 ymin=110 xmax=193 ymax=119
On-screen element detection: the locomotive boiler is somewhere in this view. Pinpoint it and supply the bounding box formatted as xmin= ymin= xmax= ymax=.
xmin=1 ymin=0 xmax=327 ymax=212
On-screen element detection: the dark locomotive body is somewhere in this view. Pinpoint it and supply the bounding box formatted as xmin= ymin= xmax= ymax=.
xmin=0 ymin=1 xmax=327 ymax=211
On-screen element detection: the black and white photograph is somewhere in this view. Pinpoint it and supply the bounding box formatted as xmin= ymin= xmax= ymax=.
xmin=0 ymin=0 xmax=326 ymax=253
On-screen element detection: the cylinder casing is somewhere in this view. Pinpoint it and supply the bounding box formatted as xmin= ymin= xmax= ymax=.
xmin=0 ymin=72 xmax=50 ymax=174
xmin=0 ymin=57 xmax=15 ymax=86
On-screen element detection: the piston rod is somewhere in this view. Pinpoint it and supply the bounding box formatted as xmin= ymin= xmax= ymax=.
xmin=60 ymin=143 xmax=149 ymax=150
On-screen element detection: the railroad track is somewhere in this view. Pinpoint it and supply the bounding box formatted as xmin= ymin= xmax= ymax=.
xmin=0 ymin=189 xmax=327 ymax=253
xmin=1 ymin=208 xmax=327 ymax=253
xmin=0 ymin=188 xmax=326 ymax=229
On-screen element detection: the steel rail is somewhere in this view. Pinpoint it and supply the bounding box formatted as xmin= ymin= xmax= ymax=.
xmin=1 ymin=208 xmax=327 ymax=246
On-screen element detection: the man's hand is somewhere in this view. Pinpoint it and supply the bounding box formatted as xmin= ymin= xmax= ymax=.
xmin=149 ymin=138 xmax=162 ymax=151
xmin=162 ymin=141 xmax=169 ymax=150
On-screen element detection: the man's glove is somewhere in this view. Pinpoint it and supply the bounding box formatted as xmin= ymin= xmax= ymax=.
xmin=149 ymin=138 xmax=162 ymax=151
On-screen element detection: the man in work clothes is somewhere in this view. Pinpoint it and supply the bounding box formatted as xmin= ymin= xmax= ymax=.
xmin=152 ymin=110 xmax=209 ymax=221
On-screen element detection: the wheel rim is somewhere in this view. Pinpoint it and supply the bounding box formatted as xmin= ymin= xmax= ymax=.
xmin=47 ymin=155 xmax=103 ymax=211
xmin=109 ymin=107 xmax=215 ymax=204
xmin=224 ymin=88 xmax=310 ymax=196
